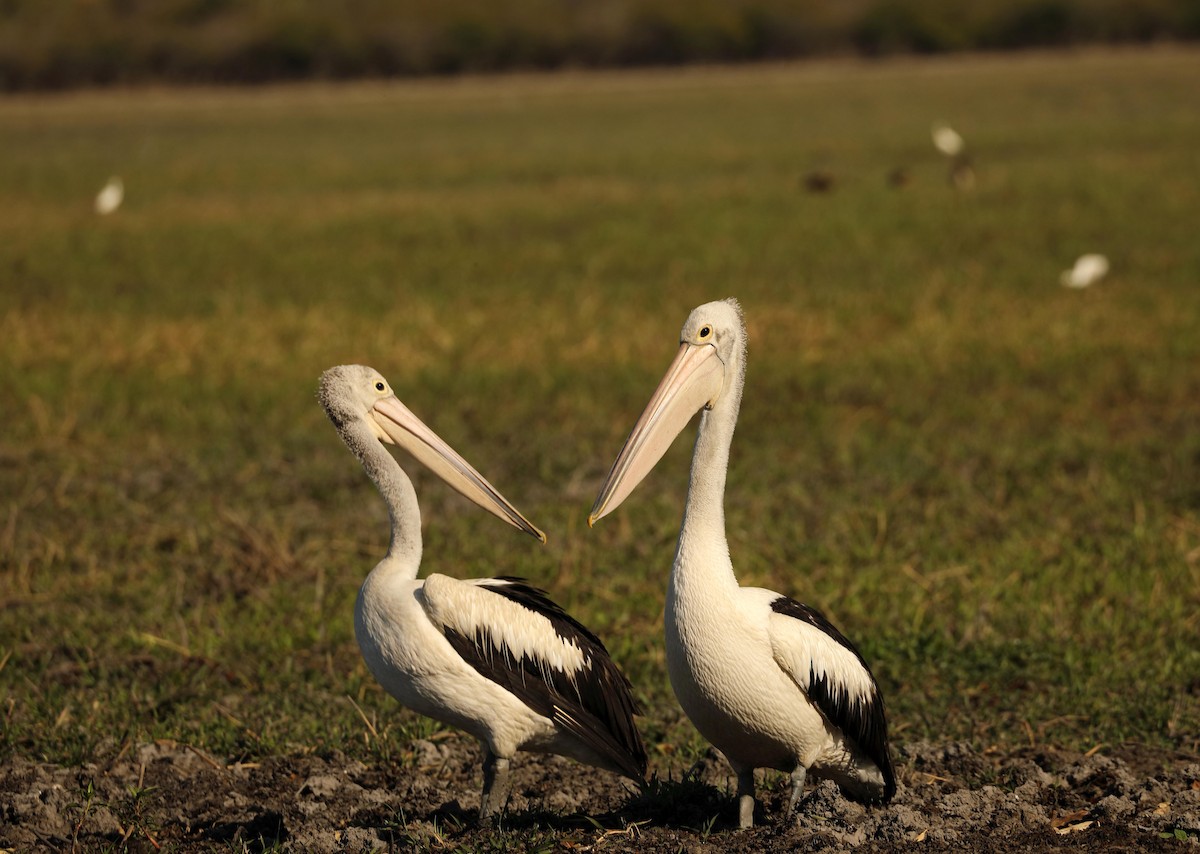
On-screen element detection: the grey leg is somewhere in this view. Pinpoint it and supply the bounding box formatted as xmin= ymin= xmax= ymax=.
xmin=479 ymin=750 xmax=511 ymax=823
xmin=788 ymin=765 xmax=808 ymax=814
xmin=736 ymin=768 xmax=756 ymax=829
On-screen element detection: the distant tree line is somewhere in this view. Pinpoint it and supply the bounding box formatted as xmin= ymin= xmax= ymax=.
xmin=1 ymin=0 xmax=1197 ymax=90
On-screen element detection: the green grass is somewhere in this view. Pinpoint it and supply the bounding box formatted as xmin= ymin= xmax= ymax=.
xmin=1 ymin=49 xmax=1198 ymax=773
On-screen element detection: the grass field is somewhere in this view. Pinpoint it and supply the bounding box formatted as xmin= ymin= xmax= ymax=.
xmin=2 ymin=46 xmax=1199 ymax=790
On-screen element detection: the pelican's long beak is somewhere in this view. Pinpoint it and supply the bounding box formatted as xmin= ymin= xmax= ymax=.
xmin=371 ymin=396 xmax=547 ymax=543
xmin=589 ymin=342 xmax=725 ymax=526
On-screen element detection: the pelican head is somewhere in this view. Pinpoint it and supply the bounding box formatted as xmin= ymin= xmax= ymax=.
xmin=589 ymin=298 xmax=745 ymax=525
xmin=319 ymin=364 xmax=546 ymax=542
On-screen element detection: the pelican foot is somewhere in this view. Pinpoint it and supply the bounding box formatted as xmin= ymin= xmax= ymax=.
xmin=736 ymin=769 xmax=756 ymax=829
xmin=479 ymin=751 xmax=511 ymax=824
xmin=787 ymin=765 xmax=808 ymax=815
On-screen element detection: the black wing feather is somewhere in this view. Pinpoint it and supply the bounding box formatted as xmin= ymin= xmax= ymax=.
xmin=440 ymin=577 xmax=647 ymax=782
xmin=771 ymin=596 xmax=896 ymax=802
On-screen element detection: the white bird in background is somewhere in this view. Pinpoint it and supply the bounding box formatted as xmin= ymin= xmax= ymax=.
xmin=589 ymin=300 xmax=895 ymax=828
xmin=1060 ymin=253 xmax=1109 ymax=289
xmin=931 ymin=123 xmax=975 ymax=189
xmin=931 ymin=123 xmax=965 ymax=158
xmin=319 ymin=365 xmax=646 ymax=821
xmin=94 ymin=176 xmax=124 ymax=215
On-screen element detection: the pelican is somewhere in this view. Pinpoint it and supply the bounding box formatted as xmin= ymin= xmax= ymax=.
xmin=589 ymin=300 xmax=895 ymax=828
xmin=319 ymin=365 xmax=646 ymax=820
xmin=1060 ymin=253 xmax=1109 ymax=289
xmin=94 ymin=176 xmax=123 ymax=215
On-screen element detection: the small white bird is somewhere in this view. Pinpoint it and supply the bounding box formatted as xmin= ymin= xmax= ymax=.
xmin=94 ymin=177 xmax=124 ymax=215
xmin=931 ymin=123 xmax=965 ymax=158
xmin=319 ymin=365 xmax=645 ymax=821
xmin=590 ymin=300 xmax=895 ymax=828
xmin=1060 ymin=253 xmax=1109 ymax=289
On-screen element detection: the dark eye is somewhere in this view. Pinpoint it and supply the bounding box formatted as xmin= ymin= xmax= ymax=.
xmin=699 ymin=325 xmax=712 ymax=339
xmin=374 ymin=381 xmax=386 ymax=392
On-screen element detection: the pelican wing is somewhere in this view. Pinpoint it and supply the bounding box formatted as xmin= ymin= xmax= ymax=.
xmin=768 ymin=596 xmax=895 ymax=800
xmin=420 ymin=574 xmax=647 ymax=781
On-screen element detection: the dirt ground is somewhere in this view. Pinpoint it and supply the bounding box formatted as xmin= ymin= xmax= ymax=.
xmin=2 ymin=737 xmax=1197 ymax=852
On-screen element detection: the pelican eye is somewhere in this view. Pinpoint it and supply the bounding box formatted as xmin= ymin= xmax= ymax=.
xmin=699 ymin=325 xmax=712 ymax=340
xmin=374 ymin=381 xmax=387 ymax=393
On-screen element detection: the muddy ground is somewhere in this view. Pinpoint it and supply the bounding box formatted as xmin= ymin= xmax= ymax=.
xmin=2 ymin=737 xmax=1197 ymax=852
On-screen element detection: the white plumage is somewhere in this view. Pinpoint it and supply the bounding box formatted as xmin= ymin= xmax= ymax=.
xmin=319 ymin=365 xmax=645 ymax=821
xmin=931 ymin=123 xmax=975 ymax=189
xmin=422 ymin=577 xmax=590 ymax=674
xmin=1060 ymin=253 xmax=1109 ymax=289
xmin=94 ymin=176 xmax=123 ymax=215
xmin=590 ymin=300 xmax=894 ymax=827
xmin=931 ymin=123 xmax=965 ymax=157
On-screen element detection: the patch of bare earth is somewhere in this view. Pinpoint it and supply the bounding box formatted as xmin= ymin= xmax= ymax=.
xmin=2 ymin=739 xmax=1197 ymax=852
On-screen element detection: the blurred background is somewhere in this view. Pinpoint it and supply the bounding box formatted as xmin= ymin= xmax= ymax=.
xmin=2 ymin=0 xmax=1198 ymax=815
xmin=2 ymin=0 xmax=1199 ymax=90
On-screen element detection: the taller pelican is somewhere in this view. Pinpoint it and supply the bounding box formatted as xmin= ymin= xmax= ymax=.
xmin=589 ymin=300 xmax=895 ymax=827
xmin=319 ymin=365 xmax=646 ymax=821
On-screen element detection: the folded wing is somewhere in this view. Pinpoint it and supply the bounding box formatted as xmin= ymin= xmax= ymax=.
xmin=768 ymin=596 xmax=895 ymax=801
xmin=420 ymin=573 xmax=647 ymax=781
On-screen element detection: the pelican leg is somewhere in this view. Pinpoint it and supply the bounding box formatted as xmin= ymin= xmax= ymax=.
xmin=787 ymin=765 xmax=808 ymax=815
xmin=479 ymin=750 xmax=511 ymax=823
xmin=736 ymin=768 xmax=756 ymax=829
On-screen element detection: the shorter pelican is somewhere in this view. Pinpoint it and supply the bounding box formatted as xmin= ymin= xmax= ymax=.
xmin=1061 ymin=253 xmax=1109 ymax=289
xmin=319 ymin=365 xmax=646 ymax=820
xmin=590 ymin=300 xmax=895 ymax=828
xmin=94 ymin=176 xmax=123 ymax=215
